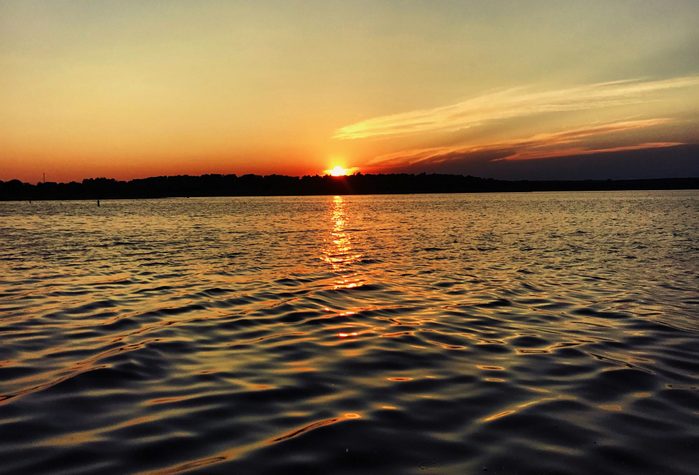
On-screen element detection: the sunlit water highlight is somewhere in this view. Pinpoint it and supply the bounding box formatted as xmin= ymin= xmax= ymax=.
xmin=1 ymin=191 xmax=698 ymax=474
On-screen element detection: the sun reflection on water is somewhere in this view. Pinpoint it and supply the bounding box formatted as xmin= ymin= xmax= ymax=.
xmin=322 ymin=196 xmax=364 ymax=289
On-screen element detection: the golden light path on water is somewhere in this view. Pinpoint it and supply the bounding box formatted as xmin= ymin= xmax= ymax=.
xmin=324 ymin=196 xmax=364 ymax=288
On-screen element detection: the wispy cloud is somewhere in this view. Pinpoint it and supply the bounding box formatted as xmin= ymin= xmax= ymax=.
xmin=334 ymin=76 xmax=699 ymax=140
xmin=368 ymin=118 xmax=681 ymax=169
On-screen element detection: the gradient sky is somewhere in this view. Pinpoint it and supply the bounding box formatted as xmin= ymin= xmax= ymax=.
xmin=1 ymin=0 xmax=698 ymax=182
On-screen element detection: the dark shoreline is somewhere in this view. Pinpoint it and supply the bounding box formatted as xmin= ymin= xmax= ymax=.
xmin=1 ymin=173 xmax=698 ymax=201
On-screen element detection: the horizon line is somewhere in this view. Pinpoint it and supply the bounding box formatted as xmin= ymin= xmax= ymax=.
xmin=3 ymin=172 xmax=699 ymax=187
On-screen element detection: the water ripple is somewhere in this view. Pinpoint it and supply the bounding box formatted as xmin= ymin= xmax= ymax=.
xmin=0 ymin=192 xmax=698 ymax=474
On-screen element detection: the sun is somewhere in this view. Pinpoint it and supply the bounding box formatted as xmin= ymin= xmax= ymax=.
xmin=326 ymin=165 xmax=350 ymax=176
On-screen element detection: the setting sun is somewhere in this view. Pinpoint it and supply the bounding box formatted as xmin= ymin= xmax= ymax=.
xmin=326 ymin=165 xmax=350 ymax=176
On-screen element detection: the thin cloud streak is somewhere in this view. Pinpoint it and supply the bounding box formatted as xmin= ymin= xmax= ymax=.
xmin=334 ymin=76 xmax=699 ymax=140
xmin=368 ymin=118 xmax=681 ymax=169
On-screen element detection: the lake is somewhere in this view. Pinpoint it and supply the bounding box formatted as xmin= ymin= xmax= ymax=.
xmin=1 ymin=191 xmax=698 ymax=474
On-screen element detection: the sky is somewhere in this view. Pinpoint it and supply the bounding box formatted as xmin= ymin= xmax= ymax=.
xmin=1 ymin=0 xmax=698 ymax=183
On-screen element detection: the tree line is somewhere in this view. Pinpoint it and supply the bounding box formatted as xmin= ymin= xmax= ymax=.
xmin=1 ymin=173 xmax=697 ymax=200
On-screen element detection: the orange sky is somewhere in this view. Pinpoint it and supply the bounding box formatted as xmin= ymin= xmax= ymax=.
xmin=1 ymin=1 xmax=698 ymax=183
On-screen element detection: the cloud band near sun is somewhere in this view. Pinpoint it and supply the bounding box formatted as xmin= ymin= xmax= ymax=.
xmin=368 ymin=118 xmax=682 ymax=169
xmin=334 ymin=76 xmax=699 ymax=141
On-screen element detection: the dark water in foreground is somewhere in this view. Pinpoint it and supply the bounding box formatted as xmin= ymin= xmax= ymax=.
xmin=1 ymin=192 xmax=698 ymax=474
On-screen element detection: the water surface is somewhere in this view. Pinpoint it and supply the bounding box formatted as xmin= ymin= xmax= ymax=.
xmin=1 ymin=192 xmax=698 ymax=474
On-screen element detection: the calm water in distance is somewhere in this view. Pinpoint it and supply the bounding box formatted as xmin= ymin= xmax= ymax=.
xmin=1 ymin=191 xmax=698 ymax=474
